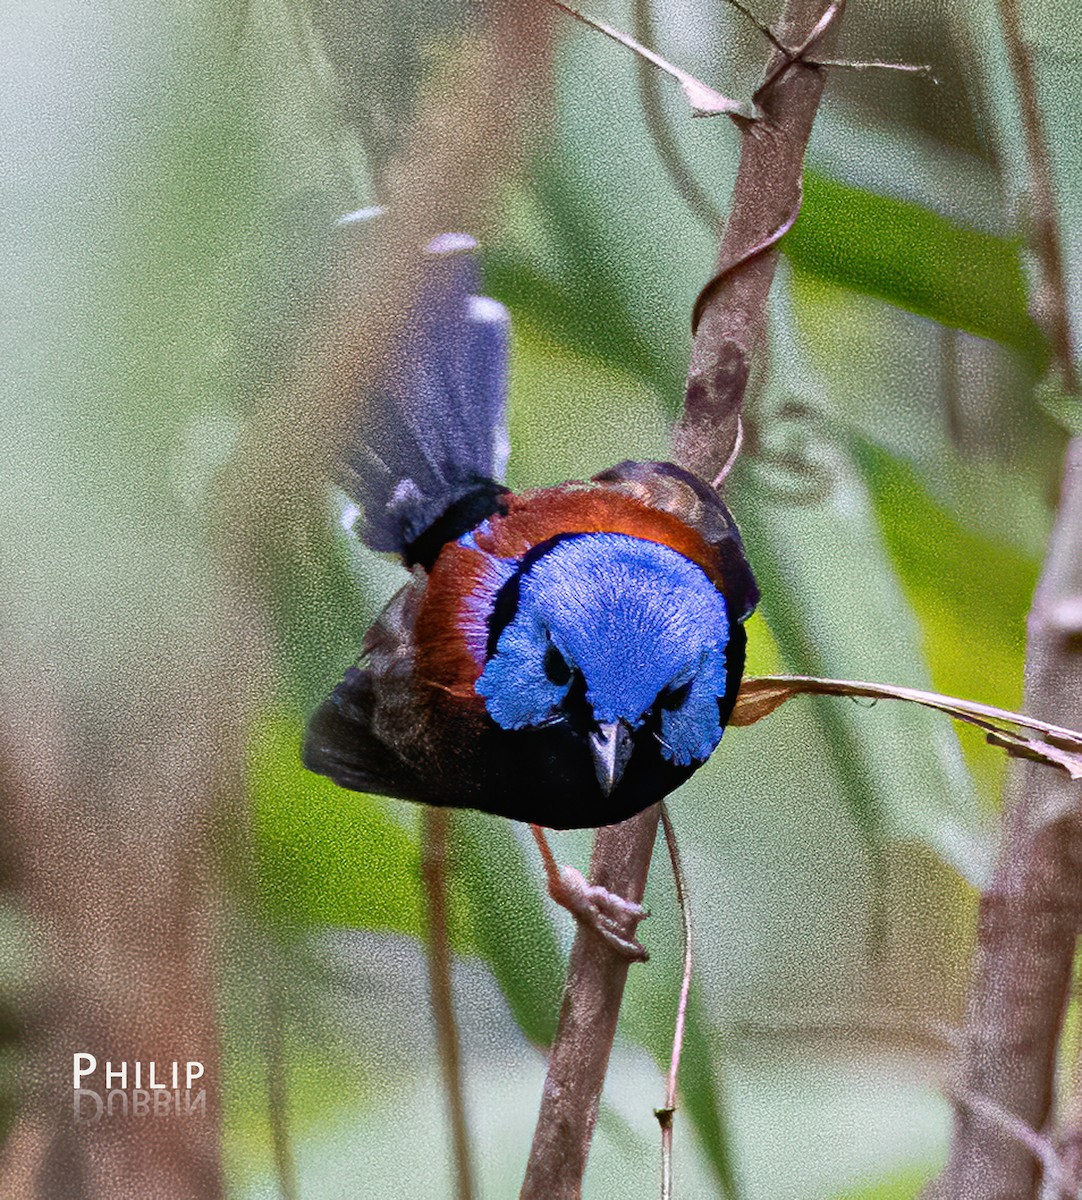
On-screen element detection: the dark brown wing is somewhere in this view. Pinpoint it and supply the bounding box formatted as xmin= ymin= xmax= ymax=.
xmin=302 ymin=666 xmax=430 ymax=800
xmin=591 ymin=460 xmax=759 ymax=621
xmin=303 ymin=577 xmax=437 ymax=803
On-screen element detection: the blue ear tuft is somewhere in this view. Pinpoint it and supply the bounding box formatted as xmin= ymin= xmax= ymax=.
xmin=658 ymin=657 xmax=729 ymax=765
xmin=476 ymin=612 xmax=571 ymax=729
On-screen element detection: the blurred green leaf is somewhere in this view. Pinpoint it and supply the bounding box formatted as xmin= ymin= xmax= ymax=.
xmin=448 ymin=814 xmax=565 ymax=1048
xmin=855 ymin=438 xmax=1037 ymax=797
xmin=787 ymin=172 xmax=1043 ymax=361
xmin=250 ymin=711 xmax=426 ymax=936
xmin=486 ymin=168 xmax=677 ymax=404
xmin=729 ymin=274 xmax=990 ymax=883
xmin=504 ymin=324 xmax=670 ymax=488
xmin=1038 ymin=382 xmax=1082 ymax=438
xmin=832 ymin=1166 xmax=932 ymax=1199
xmin=676 ymin=986 xmax=737 ymax=1198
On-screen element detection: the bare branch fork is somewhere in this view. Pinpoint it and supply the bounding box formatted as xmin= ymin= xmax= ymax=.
xmin=519 ymin=3 xmax=846 ymax=1196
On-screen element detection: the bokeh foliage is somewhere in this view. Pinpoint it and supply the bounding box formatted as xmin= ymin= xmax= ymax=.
xmin=7 ymin=0 xmax=1077 ymax=1196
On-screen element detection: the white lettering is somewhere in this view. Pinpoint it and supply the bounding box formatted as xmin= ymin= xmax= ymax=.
xmin=73 ymin=1053 xmax=96 ymax=1089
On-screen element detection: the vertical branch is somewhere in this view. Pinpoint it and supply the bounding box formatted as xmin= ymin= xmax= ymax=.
xmin=930 ymin=1 xmax=1082 ymax=1196
xmin=521 ymin=3 xmax=843 ymax=1194
xmin=520 ymin=809 xmax=660 ymax=1200
xmin=930 ymin=460 xmax=1082 ymax=1200
xmin=676 ymin=1 xmax=844 ymax=486
xmin=423 ymin=809 xmax=476 ymax=1200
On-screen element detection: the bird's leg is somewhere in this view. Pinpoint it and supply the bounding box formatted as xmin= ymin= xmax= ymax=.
xmin=530 ymin=824 xmax=649 ymax=962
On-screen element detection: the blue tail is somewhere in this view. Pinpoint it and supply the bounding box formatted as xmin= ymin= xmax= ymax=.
xmin=336 ymin=224 xmax=510 ymax=565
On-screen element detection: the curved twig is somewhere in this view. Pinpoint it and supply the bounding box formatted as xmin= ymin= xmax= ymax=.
xmin=690 ymin=184 xmax=803 ymax=334
xmin=656 ymin=804 xmax=694 ymax=1200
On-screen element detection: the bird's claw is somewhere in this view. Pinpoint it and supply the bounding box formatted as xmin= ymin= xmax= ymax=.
xmin=550 ymin=865 xmax=649 ymax=962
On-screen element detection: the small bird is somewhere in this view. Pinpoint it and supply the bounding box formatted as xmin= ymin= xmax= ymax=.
xmin=304 ymin=228 xmax=758 ymax=955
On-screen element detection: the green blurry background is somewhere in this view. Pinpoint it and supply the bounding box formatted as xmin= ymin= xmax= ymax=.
xmin=4 ymin=0 xmax=1078 ymax=1196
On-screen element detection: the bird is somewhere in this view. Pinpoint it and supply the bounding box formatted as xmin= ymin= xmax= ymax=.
xmin=304 ymin=225 xmax=758 ymax=956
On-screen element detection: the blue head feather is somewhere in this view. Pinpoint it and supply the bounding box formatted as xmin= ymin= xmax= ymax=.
xmin=476 ymin=534 xmax=732 ymax=766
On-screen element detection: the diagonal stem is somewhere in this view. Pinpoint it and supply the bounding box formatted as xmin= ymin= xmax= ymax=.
xmin=676 ymin=0 xmax=844 ymax=486
xmin=520 ymin=4 xmax=844 ymax=1195
xmin=928 ymin=1 xmax=1082 ymax=1196
xmin=422 ymin=808 xmax=476 ymax=1200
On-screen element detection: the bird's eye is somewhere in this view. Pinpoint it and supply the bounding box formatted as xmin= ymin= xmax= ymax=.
xmin=660 ymin=680 xmax=692 ymax=711
xmin=543 ymin=643 xmax=572 ymax=686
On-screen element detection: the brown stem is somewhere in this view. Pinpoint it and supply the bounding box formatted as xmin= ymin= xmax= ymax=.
xmin=423 ymin=809 xmax=476 ymax=1200
xmin=929 ymin=3 xmax=1082 ymax=1196
xmin=928 ymin=442 xmax=1082 ymax=1200
xmin=520 ymin=808 xmax=660 ymax=1199
xmin=0 ymin=683 xmax=230 ymax=1199
xmin=675 ymin=0 xmax=844 ymax=485
xmin=520 ymin=5 xmax=842 ymax=1196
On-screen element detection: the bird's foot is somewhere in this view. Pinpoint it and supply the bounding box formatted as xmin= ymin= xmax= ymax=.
xmin=549 ymin=865 xmax=649 ymax=962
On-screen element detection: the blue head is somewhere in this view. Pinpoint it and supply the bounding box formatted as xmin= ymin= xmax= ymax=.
xmin=476 ymin=533 xmax=733 ymax=792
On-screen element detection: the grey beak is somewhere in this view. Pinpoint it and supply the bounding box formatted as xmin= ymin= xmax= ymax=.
xmin=589 ymin=720 xmax=634 ymax=797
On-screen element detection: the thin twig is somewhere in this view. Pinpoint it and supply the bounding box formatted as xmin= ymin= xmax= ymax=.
xmin=723 ymin=0 xmax=932 ymax=77
xmin=547 ymin=0 xmax=758 ymax=119
xmin=947 ymin=1087 xmax=1073 ymax=1192
xmin=752 ymin=0 xmax=843 ymax=106
xmin=811 ymin=57 xmax=932 ymax=76
xmin=422 ymin=808 xmax=476 ymax=1200
xmin=690 ymin=186 xmax=804 ymax=335
xmin=632 ymin=0 xmax=727 ymax=233
xmin=656 ymin=804 xmax=694 ymax=1200
xmin=732 ymin=673 xmax=1082 ymax=749
xmin=722 ymin=0 xmax=789 ymax=54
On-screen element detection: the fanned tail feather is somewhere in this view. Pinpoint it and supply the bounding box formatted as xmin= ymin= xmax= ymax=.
xmin=336 ymin=225 xmax=510 ymax=560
